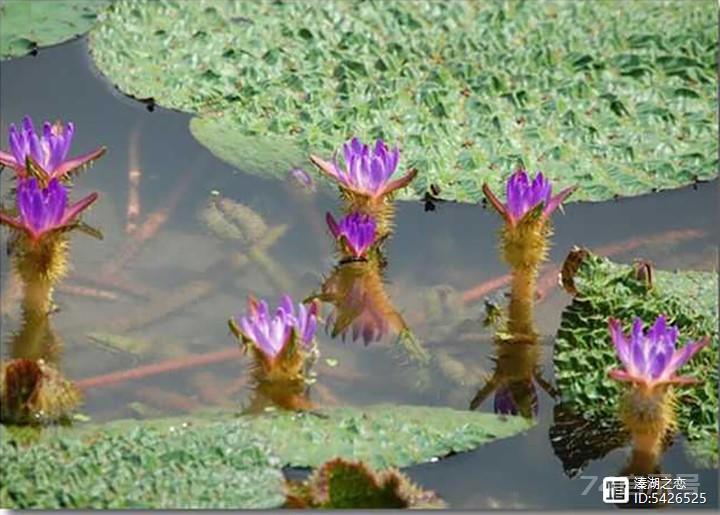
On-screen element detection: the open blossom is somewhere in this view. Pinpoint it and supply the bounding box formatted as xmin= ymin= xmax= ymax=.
xmin=608 ymin=315 xmax=709 ymax=388
xmin=482 ymin=170 xmax=575 ymax=226
xmin=234 ymin=295 xmax=318 ymax=359
xmin=310 ymin=137 xmax=417 ymax=199
xmin=0 ymin=116 xmax=105 ymax=180
xmin=326 ymin=212 xmax=377 ymax=259
xmin=0 ymin=178 xmax=98 ymax=242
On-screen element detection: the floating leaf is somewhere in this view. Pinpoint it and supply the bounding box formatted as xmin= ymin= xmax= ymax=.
xmin=1 ymin=0 xmax=110 ymax=59
xmin=0 ymin=421 xmax=285 ymax=509
xmin=553 ymin=250 xmax=718 ymax=468
xmin=89 ymin=0 xmax=717 ymax=202
xmin=243 ymin=404 xmax=531 ymax=469
xmin=190 ymin=115 xmax=308 ymax=181
xmin=1 ymin=404 xmax=529 ymax=508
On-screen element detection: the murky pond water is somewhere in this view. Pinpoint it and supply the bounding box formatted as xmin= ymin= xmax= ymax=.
xmin=1 ymin=39 xmax=717 ymax=509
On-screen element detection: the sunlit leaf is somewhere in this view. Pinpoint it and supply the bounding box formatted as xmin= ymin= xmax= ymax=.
xmin=1 ymin=0 xmax=110 ymax=60
xmin=0 ymin=421 xmax=285 ymax=509
xmin=90 ymin=0 xmax=717 ymax=203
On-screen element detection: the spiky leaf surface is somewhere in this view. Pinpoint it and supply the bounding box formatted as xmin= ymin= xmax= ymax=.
xmin=1 ymin=404 xmax=528 ymax=508
xmin=89 ymin=0 xmax=716 ymax=202
xmin=0 ymin=420 xmax=285 ymax=509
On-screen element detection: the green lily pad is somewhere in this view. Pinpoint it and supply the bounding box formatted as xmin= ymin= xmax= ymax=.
xmin=189 ymin=115 xmax=308 ymax=181
xmin=241 ymin=404 xmax=532 ymax=469
xmin=685 ymin=435 xmax=719 ymax=470
xmin=553 ymin=252 xmax=718 ymax=468
xmin=89 ymin=0 xmax=717 ymax=203
xmin=1 ymin=404 xmax=528 ymax=508
xmin=0 ymin=420 xmax=285 ymax=509
xmin=1 ymin=0 xmax=110 ymax=60
xmin=94 ymin=404 xmax=530 ymax=469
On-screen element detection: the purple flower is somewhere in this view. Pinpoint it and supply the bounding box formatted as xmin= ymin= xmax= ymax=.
xmin=0 ymin=178 xmax=98 ymax=242
xmin=494 ymin=382 xmax=539 ymax=418
xmin=608 ymin=315 xmax=709 ymax=387
xmin=326 ymin=212 xmax=377 ymax=259
xmin=234 ymin=295 xmax=318 ymax=359
xmin=482 ymin=170 xmax=575 ymax=226
xmin=0 ymin=116 xmax=105 ymax=180
xmin=288 ymin=167 xmax=315 ymax=192
xmin=310 ymin=137 xmax=417 ymax=199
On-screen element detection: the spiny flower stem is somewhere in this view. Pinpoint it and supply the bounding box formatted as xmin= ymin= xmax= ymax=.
xmin=508 ymin=267 xmax=537 ymax=339
xmin=10 ymin=309 xmax=62 ymax=364
xmin=14 ymin=236 xmax=69 ymax=314
xmin=10 ymin=237 xmax=68 ymax=364
xmin=620 ymin=386 xmax=676 ymax=444
xmin=500 ymin=220 xmax=551 ymax=340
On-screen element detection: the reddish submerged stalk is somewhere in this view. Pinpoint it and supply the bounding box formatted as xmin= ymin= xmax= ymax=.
xmin=75 ymin=348 xmax=241 ymax=390
xmin=101 ymin=168 xmax=193 ymax=276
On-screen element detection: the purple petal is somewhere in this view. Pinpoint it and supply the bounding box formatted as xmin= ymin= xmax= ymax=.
xmin=289 ymin=168 xmax=314 ymax=191
xmin=60 ymin=192 xmax=98 ymax=227
xmin=661 ymin=338 xmax=708 ymax=380
xmin=629 ymin=317 xmax=648 ymax=374
xmin=22 ymin=116 xmax=34 ymax=133
xmin=369 ymin=157 xmax=385 ymax=194
xmin=51 ymin=146 xmax=106 ymax=179
xmin=303 ymin=315 xmax=317 ymax=345
xmin=62 ymin=122 xmax=75 ymax=160
xmin=329 ymin=137 xmax=403 ymax=197
xmin=494 ymin=386 xmax=517 ymax=415
xmin=46 ymin=179 xmax=67 ymax=226
xmin=8 ymin=123 xmax=26 ymax=165
xmin=326 ymin=212 xmax=340 ymax=238
xmin=608 ymin=318 xmax=632 ymax=369
xmin=279 ymin=294 xmax=294 ymax=318
xmin=240 ymin=317 xmax=258 ymax=342
xmin=543 ymin=186 xmax=576 ymax=219
xmin=0 ymin=150 xmax=18 ymax=169
xmin=387 ymin=148 xmax=400 ymax=176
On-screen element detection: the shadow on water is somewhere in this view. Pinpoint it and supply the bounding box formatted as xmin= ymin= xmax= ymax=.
xmin=0 ymin=38 xmax=717 ymax=509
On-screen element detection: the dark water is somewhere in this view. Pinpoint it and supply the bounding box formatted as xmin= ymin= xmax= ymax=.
xmin=1 ymin=39 xmax=717 ymax=509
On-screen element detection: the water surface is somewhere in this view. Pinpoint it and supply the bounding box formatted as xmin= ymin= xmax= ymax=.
xmin=1 ymin=39 xmax=717 ymax=509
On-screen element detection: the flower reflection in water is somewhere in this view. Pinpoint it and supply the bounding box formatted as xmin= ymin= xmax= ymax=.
xmin=470 ymin=335 xmax=555 ymax=421
xmin=312 ymin=258 xmax=408 ymax=346
xmin=314 ymin=200 xmax=427 ymax=360
xmin=470 ymin=279 xmax=555 ymax=420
